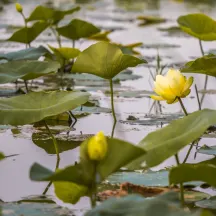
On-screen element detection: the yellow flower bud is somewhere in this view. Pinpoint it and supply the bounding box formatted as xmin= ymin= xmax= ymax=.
xmin=151 ymin=69 xmax=193 ymax=104
xmin=87 ymin=131 xmax=107 ymax=161
xmin=15 ymin=3 xmax=23 ymax=13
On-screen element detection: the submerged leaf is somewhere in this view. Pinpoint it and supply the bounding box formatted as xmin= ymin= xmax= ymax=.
xmin=0 ymin=91 xmax=90 ymax=125
xmin=177 ymin=13 xmax=216 ymax=41
xmin=72 ymin=42 xmax=147 ymax=79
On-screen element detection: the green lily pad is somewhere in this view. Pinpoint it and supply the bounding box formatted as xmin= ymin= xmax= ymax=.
xmin=181 ymin=54 xmax=216 ymax=77
xmin=0 ymin=60 xmax=60 ymax=84
xmin=157 ymin=26 xmax=188 ymax=37
xmin=0 ymin=91 xmax=90 ymax=125
xmin=56 ymin=19 xmax=100 ymax=40
xmin=0 ymin=202 xmax=73 ymax=216
xmin=32 ymin=132 xmax=82 ymax=154
xmin=184 ymin=191 xmax=210 ymax=203
xmin=118 ymin=90 xmax=153 ymax=98
xmin=197 ymin=145 xmax=216 ymax=156
xmin=106 ymin=170 xmax=203 ymax=187
xmin=72 ymin=42 xmax=147 ymax=79
xmin=196 ymin=196 xmax=216 ymax=209
xmin=127 ymin=109 xmax=216 ymax=169
xmin=177 ymin=13 xmax=216 ymax=41
xmin=7 ymin=21 xmax=49 ymax=44
xmin=169 ymin=158 xmax=216 ymax=187
xmin=27 ymin=5 xmax=80 ymax=24
xmin=0 ymin=46 xmax=49 ymax=61
xmin=18 ymin=195 xmax=55 ymax=204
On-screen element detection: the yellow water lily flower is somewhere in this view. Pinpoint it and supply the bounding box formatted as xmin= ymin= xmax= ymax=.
xmin=151 ymin=69 xmax=193 ymax=104
xmin=87 ymin=131 xmax=108 ymax=161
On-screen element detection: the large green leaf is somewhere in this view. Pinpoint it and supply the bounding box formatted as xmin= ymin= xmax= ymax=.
xmin=54 ymin=181 xmax=88 ymax=204
xmin=0 ymin=60 xmax=60 ymax=84
xmin=0 ymin=91 xmax=90 ymax=125
xmin=181 ymin=54 xmax=216 ymax=77
xmin=72 ymin=42 xmax=147 ymax=79
xmin=27 ymin=6 xmax=80 ymax=24
xmin=0 ymin=46 xmax=49 ymax=61
xmin=56 ymin=19 xmax=100 ymax=40
xmin=127 ymin=109 xmax=216 ymax=169
xmin=30 ymin=137 xmax=145 ymax=184
xmin=177 ymin=13 xmax=216 ymax=41
xmin=169 ymin=158 xmax=216 ymax=187
xmin=0 ymin=152 xmax=4 ymax=161
xmin=7 ymin=21 xmax=49 ymax=44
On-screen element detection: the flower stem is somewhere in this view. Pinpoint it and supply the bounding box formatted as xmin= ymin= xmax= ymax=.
xmin=109 ymin=79 xmax=117 ymax=137
xmin=199 ymin=39 xmax=205 ymax=56
xmin=195 ymin=84 xmax=201 ymax=110
xmin=178 ymin=97 xmax=188 ymax=116
xmin=175 ymin=154 xmax=185 ymax=207
xmin=199 ymin=39 xmax=208 ymax=106
xmin=183 ymin=142 xmax=195 ymax=164
xmin=44 ymin=121 xmax=60 ymax=163
xmin=90 ymin=162 xmax=97 ymax=208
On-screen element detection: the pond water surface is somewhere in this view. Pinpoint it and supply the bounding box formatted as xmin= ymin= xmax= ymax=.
xmin=1 ymin=0 xmax=216 ymax=215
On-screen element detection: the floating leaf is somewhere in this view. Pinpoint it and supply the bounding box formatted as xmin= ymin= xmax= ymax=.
xmin=0 ymin=202 xmax=73 ymax=216
xmin=27 ymin=5 xmax=80 ymax=24
xmin=177 ymin=13 xmax=216 ymax=41
xmin=137 ymin=15 xmax=166 ymax=26
xmin=127 ymin=109 xmax=216 ymax=169
xmin=0 ymin=46 xmax=49 ymax=61
xmin=196 ymin=196 xmax=216 ymax=209
xmin=7 ymin=21 xmax=49 ymax=44
xmin=72 ymin=42 xmax=147 ymax=79
xmin=56 ymin=19 xmax=100 ymax=40
xmin=197 ymin=145 xmax=216 ymax=156
xmin=106 ymin=170 xmax=203 ymax=187
xmin=0 ymin=91 xmax=90 ymax=125
xmin=0 ymin=60 xmax=60 ymax=84
xmin=181 ymin=54 xmax=216 ymax=77
xmin=169 ymin=158 xmax=216 ymax=187
xmin=54 ymin=181 xmax=88 ymax=204
xmin=85 ymin=192 xmax=200 ymax=216
xmin=30 ymin=137 xmax=145 ymax=184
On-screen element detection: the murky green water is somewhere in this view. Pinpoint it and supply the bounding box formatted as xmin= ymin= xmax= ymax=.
xmin=1 ymin=0 xmax=216 ymax=215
